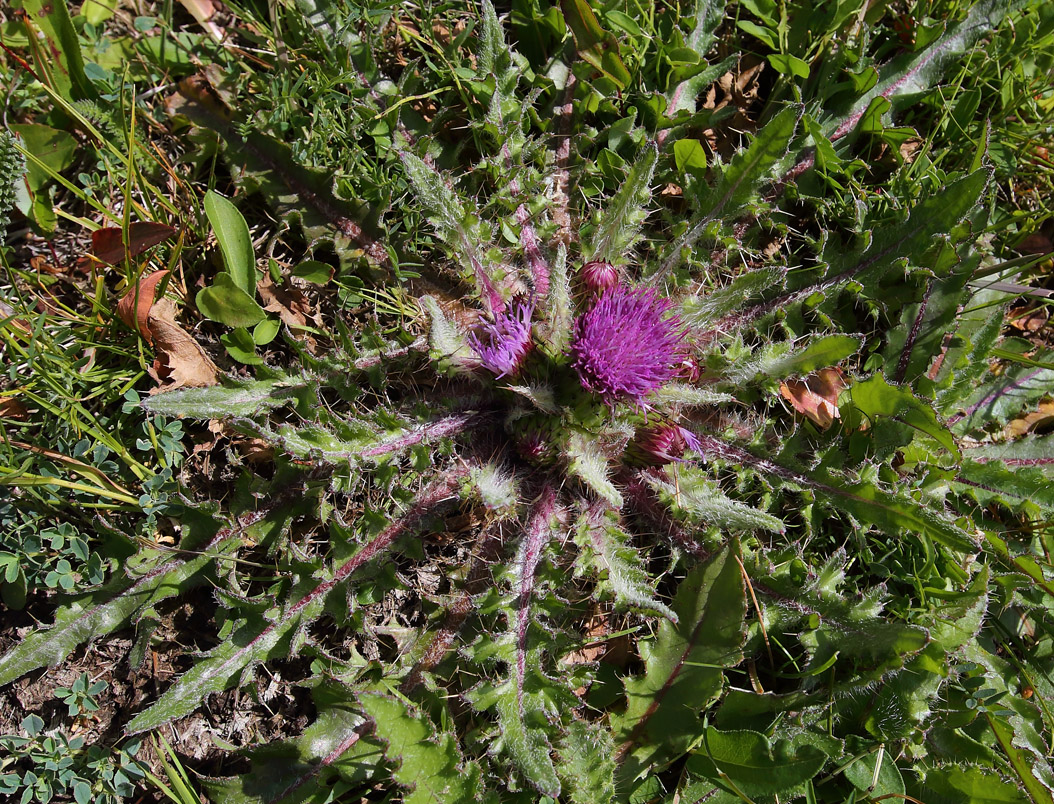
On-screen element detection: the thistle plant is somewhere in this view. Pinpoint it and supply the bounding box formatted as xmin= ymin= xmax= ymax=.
xmin=2 ymin=1 xmax=1052 ymax=802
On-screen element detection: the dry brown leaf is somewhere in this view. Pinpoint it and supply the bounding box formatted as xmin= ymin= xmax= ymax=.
xmin=1008 ymin=304 xmax=1049 ymax=333
xmin=147 ymin=298 xmax=219 ymax=392
xmin=257 ymin=273 xmax=315 ymax=330
xmin=0 ymin=397 xmax=28 ymax=419
xmin=780 ymin=367 xmax=847 ymax=429
xmin=117 ymin=270 xmax=170 ymax=345
xmin=1006 ymin=400 xmax=1054 ymax=438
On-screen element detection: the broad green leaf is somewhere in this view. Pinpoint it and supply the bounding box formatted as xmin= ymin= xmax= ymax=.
xmin=685 ymin=0 xmax=727 ymax=57
xmin=843 ymin=749 xmax=905 ymax=796
xmin=358 ymin=693 xmax=479 ymax=804
xmin=687 ymin=728 xmax=827 ymax=797
xmin=9 ymin=124 xmax=77 ymax=192
xmin=142 ymin=376 xmax=310 ymax=420
xmin=758 ymin=334 xmax=862 ymax=378
xmin=951 ymin=352 xmax=1054 ymax=433
xmin=290 ymin=260 xmax=333 ymax=284
xmin=841 ymin=373 xmax=959 ymax=457
xmin=20 ymin=0 xmax=96 ymax=101
xmin=768 ymin=53 xmax=810 ymax=78
xmin=987 ymin=715 xmax=1054 ymax=804
xmin=615 ymin=546 xmax=747 ymax=780
xmin=962 ymin=434 xmax=1054 ymax=467
xmin=204 ymin=191 xmax=257 ymax=297
xmin=919 ymin=766 xmax=1028 ymax=804
xmin=588 ymin=143 xmax=658 ymax=265
xmin=560 ymin=0 xmax=631 ymax=88
xmin=573 ymin=509 xmax=677 ymax=622
xmin=197 ymin=272 xmax=268 ymax=328
xmin=674 ymin=139 xmax=707 ymax=175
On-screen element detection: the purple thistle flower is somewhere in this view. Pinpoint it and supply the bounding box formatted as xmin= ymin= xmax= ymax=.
xmin=467 ymin=301 xmax=534 ymax=378
xmin=571 ymin=285 xmax=686 ymax=406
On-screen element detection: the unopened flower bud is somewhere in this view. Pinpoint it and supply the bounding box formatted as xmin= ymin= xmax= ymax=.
xmin=580 ymin=261 xmax=619 ymax=293
xmin=509 ymin=414 xmax=561 ymax=466
xmin=626 ymin=424 xmax=701 ymax=467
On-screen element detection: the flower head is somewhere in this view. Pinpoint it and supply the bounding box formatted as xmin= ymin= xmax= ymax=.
xmin=571 ymin=285 xmax=686 ymax=406
xmin=468 ymin=300 xmax=533 ymax=378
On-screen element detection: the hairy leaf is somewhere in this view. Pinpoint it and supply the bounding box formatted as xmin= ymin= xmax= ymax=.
xmin=587 ymin=143 xmax=658 ymax=266
xmin=358 ymin=692 xmax=480 ymax=804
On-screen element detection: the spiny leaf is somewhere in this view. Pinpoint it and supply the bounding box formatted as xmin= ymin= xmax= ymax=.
xmin=399 ymin=151 xmax=502 ymax=311
xmin=658 ymin=105 xmax=801 ymax=280
xmin=573 ymin=506 xmax=677 ymax=622
xmin=557 ymin=720 xmax=616 ymax=804
xmin=615 ymin=545 xmax=747 ymax=781
xmin=358 ymin=692 xmax=480 ymax=804
xmin=142 ymin=376 xmax=311 ymax=419
xmin=0 ymin=538 xmax=232 ymax=688
xmin=127 ymin=471 xmax=466 ymax=733
xmin=566 ymin=432 xmax=623 ymax=508
xmin=587 ymin=143 xmax=658 ymax=266
xmin=840 ymin=372 xmax=959 ymax=457
xmin=683 ymin=267 xmax=785 ymax=329
xmin=649 ymin=466 xmax=785 ymax=534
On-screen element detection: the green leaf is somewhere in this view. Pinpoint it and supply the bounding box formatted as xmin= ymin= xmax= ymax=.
xmin=560 ymin=0 xmax=631 ymax=89
xmin=221 ymin=327 xmax=264 ymax=365
xmin=987 ymin=714 xmax=1054 ymax=804
xmin=290 ymin=260 xmax=333 ymax=284
xmin=0 ymin=530 xmax=231 ymax=687
xmin=567 ymin=432 xmax=623 ymax=508
xmin=841 ymin=373 xmax=959 ymax=457
xmin=687 ymin=728 xmax=827 ymax=797
xmin=557 ymin=720 xmax=616 ymax=804
xmin=204 ymin=191 xmax=257 ymax=297
xmin=196 ymin=272 xmax=268 ymax=328
xmin=954 ymin=460 xmax=1054 ymax=514
xmin=809 ymin=470 xmax=977 ymax=554
xmin=759 ymin=334 xmax=862 ymax=378
xmin=252 ymin=317 xmax=281 ymax=346
xmin=683 ymin=267 xmax=784 ymax=328
xmin=358 ymin=693 xmax=479 ymax=804
xmin=674 ymin=139 xmax=708 ymax=175
xmin=919 ymin=766 xmax=1028 ymax=804
xmin=767 ymin=53 xmax=810 ymax=78
xmin=142 ymin=376 xmax=310 ymax=420
xmin=650 ymin=466 xmax=785 ymax=534
xmin=615 ymin=546 xmax=747 ymax=780
xmin=659 ymin=105 xmax=800 ymax=279
xmin=588 ymin=143 xmax=658 ymax=265
xmin=20 ymin=0 xmax=96 ymax=101
xmin=843 ymin=748 xmax=905 ymax=797
xmin=574 ymin=509 xmax=677 ymax=622
xmin=9 ymin=124 xmax=77 ymax=192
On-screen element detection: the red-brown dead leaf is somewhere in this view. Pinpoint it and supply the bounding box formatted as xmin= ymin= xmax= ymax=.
xmin=147 ymin=297 xmax=219 ymax=392
xmin=117 ymin=270 xmax=170 ymax=345
xmin=1008 ymin=304 xmax=1049 ymax=333
xmin=92 ymin=222 xmax=178 ymax=265
xmin=780 ymin=367 xmax=847 ymax=429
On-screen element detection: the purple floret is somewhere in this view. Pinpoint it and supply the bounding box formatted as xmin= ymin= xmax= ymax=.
xmin=468 ymin=301 xmax=534 ymax=378
xmin=571 ymin=285 xmax=686 ymax=406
